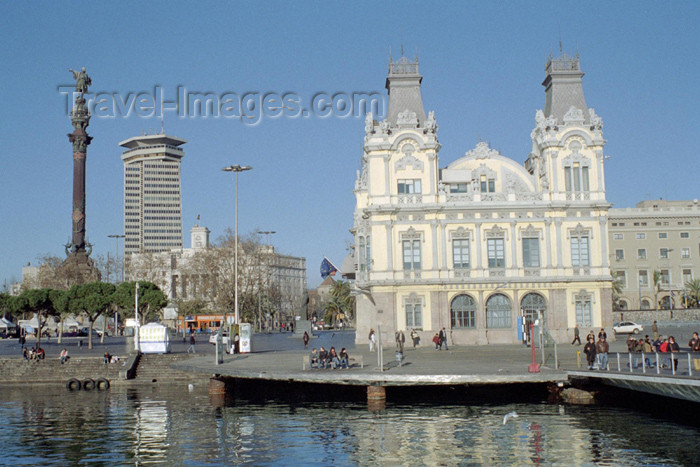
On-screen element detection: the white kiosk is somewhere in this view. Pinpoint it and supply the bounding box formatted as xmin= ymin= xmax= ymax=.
xmin=139 ymin=323 xmax=171 ymax=354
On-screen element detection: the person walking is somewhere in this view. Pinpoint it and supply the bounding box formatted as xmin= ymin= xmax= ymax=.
xmin=187 ymin=333 xmax=196 ymax=354
xmin=652 ymin=320 xmax=659 ymax=341
xmin=432 ymin=333 xmax=441 ymax=350
xmin=369 ymin=329 xmax=376 ymax=352
xmin=571 ymin=324 xmax=581 ymax=345
xmin=303 ymin=331 xmax=310 ymax=349
xmin=399 ymin=330 xmax=405 ymax=353
xmin=410 ymin=329 xmax=419 ymax=348
xmin=668 ymin=335 xmax=680 ymax=371
xmin=439 ymin=327 xmax=449 ymax=351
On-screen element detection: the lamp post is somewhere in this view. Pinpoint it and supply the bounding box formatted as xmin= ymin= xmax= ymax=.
xmin=222 ymin=165 xmax=253 ymax=327
xmin=108 ymin=234 xmax=125 ymax=283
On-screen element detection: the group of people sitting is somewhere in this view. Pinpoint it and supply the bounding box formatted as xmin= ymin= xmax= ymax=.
xmin=309 ymin=346 xmax=349 ymax=369
xmin=103 ymin=352 xmax=119 ymax=364
xmin=22 ymin=346 xmax=45 ymax=361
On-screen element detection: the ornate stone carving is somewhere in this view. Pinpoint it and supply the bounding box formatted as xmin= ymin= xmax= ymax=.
xmin=397 ymin=108 xmax=418 ymax=126
xmin=485 ymin=225 xmax=506 ymax=238
xmin=563 ymin=106 xmax=585 ymax=125
xmin=395 ymin=143 xmax=424 ymax=171
xmin=521 ymin=224 xmax=541 ymax=239
xmin=424 ymin=110 xmax=437 ymax=133
xmin=364 ymin=112 xmax=374 ymax=136
xmin=465 ymin=141 xmax=500 ymax=160
xmin=589 ymin=108 xmax=603 ymax=131
xmin=379 ymin=119 xmax=391 ymax=135
xmin=401 ymin=226 xmax=422 ymax=240
xmin=450 ymin=226 xmax=471 ymax=239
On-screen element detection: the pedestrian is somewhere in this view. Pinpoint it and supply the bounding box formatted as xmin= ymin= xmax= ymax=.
xmin=432 ymin=333 xmax=441 ymax=350
xmin=596 ymin=335 xmax=609 ymax=370
xmin=439 ymin=327 xmax=449 ymax=351
xmin=369 ymin=328 xmax=376 ymax=352
xmin=598 ymin=328 xmax=607 ymax=341
xmin=410 ymin=329 xmax=419 ymax=348
xmin=668 ymin=335 xmax=680 ymax=371
xmin=583 ymin=337 xmax=596 ymax=369
xmin=571 ymin=324 xmax=581 ymax=345
xmin=399 ymin=330 xmax=405 ymax=353
xmin=60 ymin=348 xmax=69 ymax=364
xmin=303 ymin=331 xmax=310 ymax=349
xmin=652 ymin=320 xmax=658 ymax=341
xmin=187 ymin=334 xmax=196 ymax=353
xmin=586 ymin=330 xmax=595 ymax=344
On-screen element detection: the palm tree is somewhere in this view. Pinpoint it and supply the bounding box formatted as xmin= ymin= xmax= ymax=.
xmin=611 ymin=275 xmax=624 ymax=311
xmin=685 ymin=278 xmax=700 ymax=308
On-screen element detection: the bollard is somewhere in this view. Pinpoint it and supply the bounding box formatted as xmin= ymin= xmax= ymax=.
xmin=528 ymin=323 xmax=539 ymax=373
xmin=576 ymin=350 xmax=581 ymax=369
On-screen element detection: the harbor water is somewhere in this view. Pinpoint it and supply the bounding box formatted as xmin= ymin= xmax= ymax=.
xmin=0 ymin=384 xmax=698 ymax=465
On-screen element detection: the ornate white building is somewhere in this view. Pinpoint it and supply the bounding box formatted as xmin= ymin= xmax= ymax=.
xmin=352 ymin=53 xmax=613 ymax=345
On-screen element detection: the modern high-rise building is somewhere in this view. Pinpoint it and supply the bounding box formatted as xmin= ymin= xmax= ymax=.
xmin=120 ymin=134 xmax=186 ymax=254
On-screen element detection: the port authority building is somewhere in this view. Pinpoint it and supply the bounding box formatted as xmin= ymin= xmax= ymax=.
xmin=350 ymin=53 xmax=613 ymax=346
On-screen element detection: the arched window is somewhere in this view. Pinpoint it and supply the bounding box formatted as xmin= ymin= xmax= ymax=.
xmin=640 ymin=299 xmax=651 ymax=310
xmin=659 ymin=295 xmax=674 ymax=310
xmin=486 ymin=294 xmax=511 ymax=328
xmin=520 ymin=293 xmax=546 ymax=325
xmin=451 ymin=294 xmax=476 ymax=328
xmin=618 ymin=300 xmax=628 ymax=311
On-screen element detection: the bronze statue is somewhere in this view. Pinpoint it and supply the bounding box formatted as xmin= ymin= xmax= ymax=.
xmin=68 ymin=67 xmax=91 ymax=95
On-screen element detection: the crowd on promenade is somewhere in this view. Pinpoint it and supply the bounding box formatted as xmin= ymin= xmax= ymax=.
xmin=574 ymin=324 xmax=700 ymax=371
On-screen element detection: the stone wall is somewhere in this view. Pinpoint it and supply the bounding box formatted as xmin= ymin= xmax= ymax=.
xmin=612 ymin=308 xmax=700 ymax=324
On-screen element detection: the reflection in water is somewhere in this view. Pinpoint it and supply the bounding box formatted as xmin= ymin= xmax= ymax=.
xmin=0 ymin=385 xmax=697 ymax=465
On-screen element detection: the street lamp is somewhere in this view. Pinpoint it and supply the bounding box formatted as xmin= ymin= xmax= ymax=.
xmin=222 ymin=165 xmax=253 ymax=327
xmin=108 ymin=234 xmax=125 ymax=283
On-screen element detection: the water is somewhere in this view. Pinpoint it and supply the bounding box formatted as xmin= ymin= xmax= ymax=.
xmin=0 ymin=384 xmax=697 ymax=466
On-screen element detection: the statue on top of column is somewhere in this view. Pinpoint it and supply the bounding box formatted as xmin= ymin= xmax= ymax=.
xmin=68 ymin=67 xmax=91 ymax=95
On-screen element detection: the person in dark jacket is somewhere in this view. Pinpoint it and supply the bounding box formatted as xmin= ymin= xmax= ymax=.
xmin=583 ymin=337 xmax=597 ymax=369
xmin=319 ymin=346 xmax=329 ymax=369
xmin=668 ymin=335 xmax=680 ymax=371
xmin=596 ymin=336 xmax=609 ymax=370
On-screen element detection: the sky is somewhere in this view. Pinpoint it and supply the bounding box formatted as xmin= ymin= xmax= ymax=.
xmin=1 ymin=1 xmax=698 ymax=289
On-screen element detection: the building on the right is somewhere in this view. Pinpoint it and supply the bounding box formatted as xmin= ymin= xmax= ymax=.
xmin=608 ymin=199 xmax=700 ymax=310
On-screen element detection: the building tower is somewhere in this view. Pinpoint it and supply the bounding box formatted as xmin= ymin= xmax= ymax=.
xmin=119 ymin=134 xmax=186 ymax=254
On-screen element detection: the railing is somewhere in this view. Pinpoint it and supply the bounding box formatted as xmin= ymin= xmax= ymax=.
xmin=582 ymin=351 xmax=700 ymax=377
xmin=541 ymin=330 xmax=558 ymax=369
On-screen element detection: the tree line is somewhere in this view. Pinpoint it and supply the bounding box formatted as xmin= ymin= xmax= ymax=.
xmin=0 ymin=281 xmax=167 ymax=349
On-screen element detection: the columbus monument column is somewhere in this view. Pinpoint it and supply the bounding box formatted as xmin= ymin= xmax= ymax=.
xmin=63 ymin=67 xmax=100 ymax=283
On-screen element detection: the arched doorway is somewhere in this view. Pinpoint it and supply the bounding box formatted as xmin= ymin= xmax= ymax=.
xmin=520 ymin=293 xmax=547 ymax=325
xmin=640 ymin=298 xmax=651 ymax=310
xmin=486 ymin=294 xmax=511 ymax=329
xmin=451 ymin=294 xmax=476 ymax=328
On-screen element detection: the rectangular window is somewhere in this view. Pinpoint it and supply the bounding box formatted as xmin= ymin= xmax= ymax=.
xmin=637 ymin=249 xmax=647 ymax=260
xmin=479 ymin=176 xmax=496 ymax=193
xmin=487 ymin=238 xmax=505 ymax=268
xmin=565 ymin=165 xmax=590 ymax=192
xmin=682 ymin=247 xmax=690 ymax=259
xmin=571 ymin=236 xmax=590 ymax=267
xmin=683 ymin=269 xmax=693 ymax=284
xmin=681 ymin=232 xmax=690 ymax=238
xmin=450 ymin=183 xmax=470 ymax=193
xmin=405 ymin=302 xmax=422 ymax=328
xmin=658 ymin=232 xmax=668 ymax=239
xmin=613 ymin=233 xmax=623 ymax=240
xmin=660 ymin=248 xmax=670 ymax=259
xmin=638 ymin=270 xmax=649 ymax=287
xmin=615 ymin=249 xmax=625 ymax=261
xmin=636 ymin=233 xmax=646 ymax=240
xmin=397 ymin=179 xmax=421 ymax=194
xmin=660 ymin=269 xmax=670 ymax=285
xmin=452 ymin=238 xmax=470 ymax=269
xmin=616 ymin=270 xmax=627 ymax=287
xmin=575 ymin=300 xmax=592 ymax=327
xmin=359 ymin=236 xmax=371 ymax=272
xmin=402 ymin=239 xmax=421 ymax=270
xmin=522 ymin=238 xmax=540 ymax=268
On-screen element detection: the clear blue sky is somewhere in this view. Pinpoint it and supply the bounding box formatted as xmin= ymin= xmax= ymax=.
xmin=1 ymin=1 xmax=698 ymax=289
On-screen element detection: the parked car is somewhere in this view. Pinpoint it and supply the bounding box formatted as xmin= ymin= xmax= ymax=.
xmin=613 ymin=321 xmax=643 ymax=334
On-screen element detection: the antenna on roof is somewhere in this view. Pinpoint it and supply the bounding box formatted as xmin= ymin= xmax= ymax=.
xmin=160 ymin=100 xmax=165 ymax=134
xmin=400 ymin=26 xmax=404 ymax=56
xmin=558 ymin=23 xmax=563 ymax=54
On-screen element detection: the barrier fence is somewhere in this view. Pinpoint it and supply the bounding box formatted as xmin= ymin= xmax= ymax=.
xmin=579 ymin=351 xmax=700 ymax=377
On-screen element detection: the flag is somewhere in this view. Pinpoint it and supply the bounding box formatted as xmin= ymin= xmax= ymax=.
xmin=320 ymin=256 xmax=338 ymax=279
